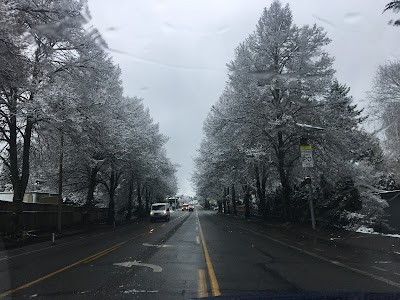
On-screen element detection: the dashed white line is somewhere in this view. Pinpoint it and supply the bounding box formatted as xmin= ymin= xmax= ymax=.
xmin=296 ymin=242 xmax=305 ymax=246
xmin=314 ymin=248 xmax=324 ymax=252
xmin=372 ymin=266 xmax=388 ymax=272
xmin=196 ymin=236 xmax=200 ymax=245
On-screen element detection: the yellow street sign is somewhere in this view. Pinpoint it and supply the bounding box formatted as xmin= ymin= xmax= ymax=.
xmin=300 ymin=145 xmax=312 ymax=151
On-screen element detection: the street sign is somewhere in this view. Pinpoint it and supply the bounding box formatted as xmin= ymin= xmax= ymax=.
xmin=299 ymin=138 xmax=316 ymax=230
xmin=300 ymin=148 xmax=313 ymax=168
xmin=300 ymin=145 xmax=312 ymax=151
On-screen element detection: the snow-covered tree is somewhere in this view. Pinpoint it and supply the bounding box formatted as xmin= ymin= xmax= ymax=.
xmin=193 ymin=1 xmax=385 ymax=228
xmin=0 ymin=0 xmax=100 ymax=231
xmin=0 ymin=0 xmax=178 ymax=231
xmin=369 ymin=61 xmax=400 ymax=185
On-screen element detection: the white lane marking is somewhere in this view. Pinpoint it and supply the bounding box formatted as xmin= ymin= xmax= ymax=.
xmin=114 ymin=260 xmax=162 ymax=272
xmin=142 ymin=243 xmax=172 ymax=248
xmin=372 ymin=266 xmax=388 ymax=272
xmin=394 ymin=251 xmax=400 ymax=255
xmin=296 ymin=242 xmax=305 ymax=246
xmin=314 ymin=248 xmax=324 ymax=252
xmin=196 ymin=226 xmax=198 ymax=231
xmin=233 ymin=224 xmax=400 ymax=289
xmin=337 ymin=255 xmax=348 ymax=260
xmin=168 ymin=211 xmax=189 ymax=223
xmin=149 ymin=229 xmax=154 ymax=234
xmin=123 ymin=289 xmax=158 ymax=294
xmin=196 ymin=236 xmax=200 ymax=245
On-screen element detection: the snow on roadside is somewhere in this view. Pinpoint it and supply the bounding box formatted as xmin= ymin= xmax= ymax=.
xmin=356 ymin=225 xmax=400 ymax=238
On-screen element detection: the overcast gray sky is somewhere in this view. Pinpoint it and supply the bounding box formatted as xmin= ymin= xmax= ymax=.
xmin=87 ymin=0 xmax=400 ymax=196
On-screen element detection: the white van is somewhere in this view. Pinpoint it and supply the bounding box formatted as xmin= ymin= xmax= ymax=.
xmin=150 ymin=203 xmax=170 ymax=222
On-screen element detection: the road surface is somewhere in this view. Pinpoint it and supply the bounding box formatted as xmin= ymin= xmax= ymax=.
xmin=1 ymin=209 xmax=400 ymax=299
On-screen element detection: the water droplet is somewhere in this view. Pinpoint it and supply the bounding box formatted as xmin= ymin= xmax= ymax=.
xmin=312 ymin=14 xmax=336 ymax=27
xmin=217 ymin=26 xmax=230 ymax=34
xmin=162 ymin=22 xmax=175 ymax=33
xmin=344 ymin=12 xmax=362 ymax=24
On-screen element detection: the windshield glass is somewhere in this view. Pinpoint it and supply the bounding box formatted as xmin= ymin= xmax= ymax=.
xmin=152 ymin=205 xmax=166 ymax=211
xmin=1 ymin=1 xmax=400 ymax=299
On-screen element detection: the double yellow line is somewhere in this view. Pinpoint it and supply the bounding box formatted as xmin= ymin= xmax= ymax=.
xmin=198 ymin=214 xmax=221 ymax=297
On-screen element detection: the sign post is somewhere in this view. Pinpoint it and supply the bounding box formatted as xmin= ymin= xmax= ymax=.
xmin=300 ymin=138 xmax=316 ymax=230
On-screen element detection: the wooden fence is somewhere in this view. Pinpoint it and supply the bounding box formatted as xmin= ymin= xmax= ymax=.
xmin=0 ymin=201 xmax=108 ymax=233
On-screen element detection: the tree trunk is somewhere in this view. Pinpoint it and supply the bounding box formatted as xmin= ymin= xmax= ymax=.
xmin=86 ymin=166 xmax=99 ymax=207
xmin=261 ymin=167 xmax=267 ymax=216
xmin=255 ymin=164 xmax=268 ymax=218
xmin=223 ymin=187 xmax=227 ymax=214
xmin=106 ymin=167 xmax=122 ymax=224
xmin=145 ymin=187 xmax=150 ymax=213
xmin=232 ymin=184 xmax=237 ymax=215
xmin=126 ymin=171 xmax=134 ymax=220
xmin=243 ymin=185 xmax=250 ymax=219
xmin=277 ymin=131 xmax=291 ymax=219
xmin=227 ymin=187 xmax=231 ymax=214
xmin=218 ymin=201 xmax=223 ymax=214
xmin=57 ymin=133 xmax=64 ymax=233
xmin=8 ymin=88 xmax=35 ymax=233
xmin=107 ymin=169 xmax=116 ymax=224
xmin=108 ymin=192 xmax=115 ymax=224
xmin=137 ymin=181 xmax=142 ymax=217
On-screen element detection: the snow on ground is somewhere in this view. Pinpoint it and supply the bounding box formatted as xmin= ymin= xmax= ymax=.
xmin=356 ymin=225 xmax=400 ymax=238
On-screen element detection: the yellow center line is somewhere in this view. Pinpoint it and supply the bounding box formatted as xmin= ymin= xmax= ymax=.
xmin=198 ymin=268 xmax=208 ymax=298
xmin=0 ymin=232 xmax=147 ymax=299
xmin=198 ymin=215 xmax=221 ymax=296
xmin=0 ymin=211 xmax=190 ymax=298
xmin=82 ymin=242 xmax=125 ymax=264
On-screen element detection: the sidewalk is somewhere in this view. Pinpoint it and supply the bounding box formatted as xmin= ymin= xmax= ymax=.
xmin=219 ymin=213 xmax=400 ymax=255
xmin=0 ymin=217 xmax=141 ymax=250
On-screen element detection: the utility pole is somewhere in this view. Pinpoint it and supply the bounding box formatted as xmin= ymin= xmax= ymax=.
xmin=308 ymin=177 xmax=316 ymax=230
xmin=57 ymin=133 xmax=64 ymax=233
xmin=300 ymin=137 xmax=316 ymax=230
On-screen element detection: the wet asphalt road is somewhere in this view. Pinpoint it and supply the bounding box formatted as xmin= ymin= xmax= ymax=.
xmin=1 ymin=209 xmax=400 ymax=299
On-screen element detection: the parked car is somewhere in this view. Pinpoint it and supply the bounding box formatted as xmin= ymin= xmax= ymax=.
xmin=150 ymin=203 xmax=170 ymax=222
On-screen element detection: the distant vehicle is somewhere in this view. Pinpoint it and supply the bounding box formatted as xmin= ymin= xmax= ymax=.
xmin=181 ymin=204 xmax=189 ymax=211
xmin=188 ymin=205 xmax=194 ymax=212
xmin=213 ymin=206 xmax=218 ymax=211
xmin=150 ymin=203 xmax=170 ymax=222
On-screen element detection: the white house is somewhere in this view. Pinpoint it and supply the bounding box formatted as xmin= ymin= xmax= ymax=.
xmin=0 ymin=192 xmax=59 ymax=204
